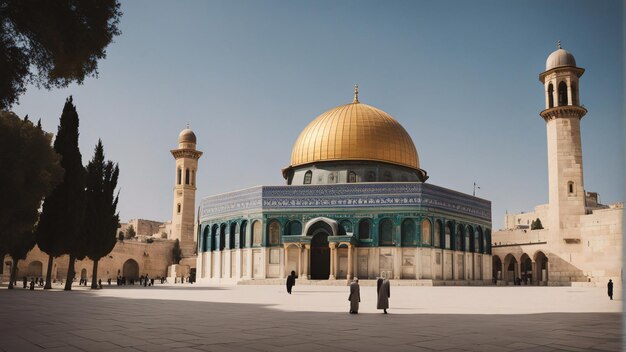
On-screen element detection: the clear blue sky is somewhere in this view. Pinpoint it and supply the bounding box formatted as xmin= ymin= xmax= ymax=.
xmin=12 ymin=1 xmax=624 ymax=229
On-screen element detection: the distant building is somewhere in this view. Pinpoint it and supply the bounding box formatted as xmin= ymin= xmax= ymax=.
xmin=492 ymin=44 xmax=623 ymax=286
xmin=1 ymin=128 xmax=201 ymax=283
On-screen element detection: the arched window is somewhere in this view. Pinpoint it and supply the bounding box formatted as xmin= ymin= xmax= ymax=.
xmin=401 ymin=219 xmax=415 ymax=246
xmin=558 ymin=81 xmax=568 ymax=106
xmin=366 ymin=171 xmax=376 ymax=182
xmin=211 ymin=225 xmax=218 ymax=251
xmin=303 ymin=171 xmax=312 ymax=184
xmin=434 ymin=220 xmax=442 ymax=248
xmin=466 ymin=225 xmax=474 ymax=252
xmin=348 ymin=171 xmax=357 ymax=183
xmin=477 ymin=227 xmax=484 ymax=253
xmin=571 ymin=82 xmax=578 ymax=105
xmin=421 ymin=219 xmax=431 ymax=245
xmin=268 ymin=220 xmax=280 ymax=245
xmin=177 ymin=168 xmax=182 ymax=185
xmin=202 ymin=227 xmax=210 ymax=252
xmin=327 ymin=172 xmax=336 ymax=184
xmin=485 ymin=229 xmax=491 ymax=254
xmin=185 ymin=168 xmax=190 ymax=185
xmin=444 ymin=222 xmax=452 ymax=249
xmin=252 ymin=221 xmax=262 ymax=246
xmin=358 ymin=219 xmax=372 ymax=240
xmin=379 ymin=219 xmax=394 ymax=246
xmin=219 ymin=224 xmax=226 ymax=251
xmin=568 ymin=181 xmax=574 ymax=194
xmin=473 ymin=227 xmax=479 ymax=253
xmin=285 ymin=221 xmax=302 ymax=236
xmin=340 ymin=220 xmax=352 ymax=235
xmin=229 ymin=223 xmax=238 ymax=249
xmin=240 ymin=221 xmax=248 ymax=249
xmin=177 ymin=203 xmax=181 ymax=214
xmin=455 ymin=225 xmax=463 ymax=251
xmin=547 ymin=83 xmax=554 ymax=108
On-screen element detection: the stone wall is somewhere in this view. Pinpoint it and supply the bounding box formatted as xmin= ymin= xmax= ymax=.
xmin=2 ymin=239 xmax=176 ymax=282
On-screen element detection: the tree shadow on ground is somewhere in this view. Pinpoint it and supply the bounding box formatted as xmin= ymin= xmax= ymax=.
xmin=0 ymin=289 xmax=621 ymax=352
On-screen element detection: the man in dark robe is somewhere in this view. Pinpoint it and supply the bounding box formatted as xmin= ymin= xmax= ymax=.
xmin=377 ymin=271 xmax=390 ymax=314
xmin=286 ymin=270 xmax=296 ymax=294
xmin=349 ymin=278 xmax=360 ymax=314
xmin=608 ymin=279 xmax=613 ymax=300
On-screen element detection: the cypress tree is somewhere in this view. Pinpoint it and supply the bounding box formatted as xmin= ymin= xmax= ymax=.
xmin=84 ymin=140 xmax=120 ymax=289
xmin=36 ymin=97 xmax=86 ymax=290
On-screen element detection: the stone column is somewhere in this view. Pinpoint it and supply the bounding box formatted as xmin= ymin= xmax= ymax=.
xmin=297 ymin=245 xmax=303 ymax=278
xmin=516 ymin=261 xmax=521 ymax=283
xmin=304 ymin=244 xmax=311 ymax=279
xmin=531 ymin=261 xmax=537 ymax=285
xmin=347 ymin=244 xmax=353 ymax=280
xmin=283 ymin=245 xmax=289 ymax=278
xmin=329 ymin=243 xmax=337 ymax=280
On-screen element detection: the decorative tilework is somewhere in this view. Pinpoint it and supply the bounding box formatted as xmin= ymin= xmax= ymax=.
xmin=200 ymin=183 xmax=491 ymax=223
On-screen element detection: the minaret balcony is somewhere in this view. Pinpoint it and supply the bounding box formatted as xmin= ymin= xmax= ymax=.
xmin=540 ymin=105 xmax=587 ymax=122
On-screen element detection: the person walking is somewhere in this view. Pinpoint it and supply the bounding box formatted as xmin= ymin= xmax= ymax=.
xmin=22 ymin=276 xmax=27 ymax=289
xmin=608 ymin=279 xmax=614 ymax=300
xmin=349 ymin=278 xmax=361 ymax=314
xmin=286 ymin=270 xmax=296 ymax=294
xmin=377 ymin=271 xmax=390 ymax=314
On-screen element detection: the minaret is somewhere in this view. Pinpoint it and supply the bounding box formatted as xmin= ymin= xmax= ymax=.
xmin=171 ymin=127 xmax=202 ymax=257
xmin=539 ymin=42 xmax=587 ymax=242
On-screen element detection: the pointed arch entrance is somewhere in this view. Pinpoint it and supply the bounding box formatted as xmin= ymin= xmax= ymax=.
xmin=123 ymin=259 xmax=139 ymax=280
xmin=306 ymin=220 xmax=334 ymax=280
xmin=520 ymin=254 xmax=532 ymax=284
xmin=534 ymin=251 xmax=549 ymax=284
xmin=492 ymin=255 xmax=502 ymax=281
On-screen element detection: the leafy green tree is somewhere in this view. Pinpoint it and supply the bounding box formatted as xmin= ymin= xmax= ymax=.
xmin=0 ymin=0 xmax=122 ymax=109
xmin=36 ymin=97 xmax=86 ymax=290
xmin=0 ymin=112 xmax=63 ymax=251
xmin=172 ymin=239 xmax=182 ymax=265
xmin=84 ymin=140 xmax=120 ymax=289
xmin=531 ymin=218 xmax=544 ymax=230
xmin=125 ymin=225 xmax=136 ymax=240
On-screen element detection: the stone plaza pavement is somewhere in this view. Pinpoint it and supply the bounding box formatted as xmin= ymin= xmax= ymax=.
xmin=0 ymin=283 xmax=622 ymax=352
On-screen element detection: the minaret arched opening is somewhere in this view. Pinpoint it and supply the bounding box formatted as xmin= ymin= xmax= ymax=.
xmin=547 ymin=83 xmax=554 ymax=108
xmin=558 ymin=81 xmax=568 ymax=106
xmin=571 ymin=82 xmax=578 ymax=105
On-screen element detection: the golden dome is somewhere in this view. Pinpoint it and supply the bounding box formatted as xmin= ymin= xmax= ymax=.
xmin=290 ymin=98 xmax=420 ymax=170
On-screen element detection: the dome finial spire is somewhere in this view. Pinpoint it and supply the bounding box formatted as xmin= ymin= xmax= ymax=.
xmin=557 ymin=40 xmax=561 ymax=49
xmin=353 ymin=84 xmax=359 ymax=103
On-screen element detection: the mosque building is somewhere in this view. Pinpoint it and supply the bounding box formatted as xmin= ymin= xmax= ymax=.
xmin=492 ymin=43 xmax=624 ymax=286
xmin=196 ymin=87 xmax=493 ymax=283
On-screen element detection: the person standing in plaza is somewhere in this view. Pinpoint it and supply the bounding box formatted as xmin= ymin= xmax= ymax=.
xmin=377 ymin=271 xmax=390 ymax=314
xmin=607 ymin=279 xmax=613 ymax=300
xmin=286 ymin=270 xmax=296 ymax=294
xmin=349 ymin=278 xmax=361 ymax=314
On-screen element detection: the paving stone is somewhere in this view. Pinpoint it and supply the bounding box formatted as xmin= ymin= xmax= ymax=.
xmin=0 ymin=285 xmax=621 ymax=352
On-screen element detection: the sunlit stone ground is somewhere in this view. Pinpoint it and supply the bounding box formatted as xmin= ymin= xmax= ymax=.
xmin=0 ymin=283 xmax=621 ymax=351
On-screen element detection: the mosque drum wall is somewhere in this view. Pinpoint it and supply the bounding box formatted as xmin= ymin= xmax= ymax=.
xmin=196 ymin=183 xmax=493 ymax=283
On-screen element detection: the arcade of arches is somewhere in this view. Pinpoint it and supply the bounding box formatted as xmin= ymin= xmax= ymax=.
xmin=492 ymin=251 xmax=549 ymax=285
xmin=198 ymin=216 xmax=493 ymax=283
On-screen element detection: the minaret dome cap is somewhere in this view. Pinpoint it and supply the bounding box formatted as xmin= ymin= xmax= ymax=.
xmin=178 ymin=128 xmax=196 ymax=144
xmin=546 ymin=42 xmax=577 ymax=70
